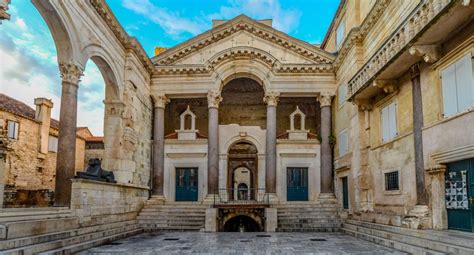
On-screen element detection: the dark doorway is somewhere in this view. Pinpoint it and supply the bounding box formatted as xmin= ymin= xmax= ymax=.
xmin=223 ymin=215 xmax=261 ymax=232
xmin=287 ymin=167 xmax=308 ymax=201
xmin=228 ymin=141 xmax=258 ymax=200
xmin=175 ymin=168 xmax=198 ymax=201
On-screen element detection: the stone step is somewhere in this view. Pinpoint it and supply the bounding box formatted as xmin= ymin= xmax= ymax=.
xmin=137 ymin=215 xmax=205 ymax=220
xmin=343 ymin=228 xmax=445 ymax=255
xmin=345 ymin=219 xmax=474 ymax=250
xmin=0 ymin=217 xmax=80 ymax=240
xmin=137 ymin=220 xmax=204 ymax=226
xmin=2 ymin=223 xmax=141 ymax=255
xmin=0 ymin=220 xmax=136 ymax=250
xmin=344 ymin=221 xmax=474 ymax=254
xmin=139 ymin=209 xmax=205 ymax=214
xmin=276 ymin=227 xmax=341 ymax=232
xmin=37 ymin=228 xmax=142 ymax=255
xmin=278 ymin=221 xmax=343 ymax=226
xmin=141 ymin=225 xmax=203 ymax=231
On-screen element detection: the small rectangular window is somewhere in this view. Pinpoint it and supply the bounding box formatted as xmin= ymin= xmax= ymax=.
xmin=381 ymin=101 xmax=398 ymax=142
xmin=385 ymin=171 xmax=400 ymax=191
xmin=338 ymin=130 xmax=348 ymax=156
xmin=338 ymin=84 xmax=347 ymax=107
xmin=48 ymin=135 xmax=58 ymax=152
xmin=7 ymin=121 xmax=19 ymax=139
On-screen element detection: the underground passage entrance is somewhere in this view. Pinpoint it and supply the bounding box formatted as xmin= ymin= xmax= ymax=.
xmin=219 ymin=208 xmax=265 ymax=232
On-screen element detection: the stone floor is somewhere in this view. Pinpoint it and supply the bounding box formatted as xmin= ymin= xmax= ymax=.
xmin=83 ymin=232 xmax=405 ymax=254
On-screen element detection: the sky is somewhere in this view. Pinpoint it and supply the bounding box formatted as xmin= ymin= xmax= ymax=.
xmin=0 ymin=0 xmax=338 ymax=136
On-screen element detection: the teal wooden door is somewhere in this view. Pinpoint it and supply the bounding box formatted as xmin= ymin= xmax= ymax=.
xmin=287 ymin=167 xmax=308 ymax=201
xmin=446 ymin=159 xmax=474 ymax=232
xmin=176 ymin=168 xmax=198 ymax=201
xmin=341 ymin=177 xmax=349 ymax=209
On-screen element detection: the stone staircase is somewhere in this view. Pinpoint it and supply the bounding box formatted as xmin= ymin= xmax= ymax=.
xmin=137 ymin=200 xmax=207 ymax=231
xmin=275 ymin=202 xmax=342 ymax=232
xmin=343 ymin=219 xmax=474 ymax=254
xmin=0 ymin=208 xmax=141 ymax=255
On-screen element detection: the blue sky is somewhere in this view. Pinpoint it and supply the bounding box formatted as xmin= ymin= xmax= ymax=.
xmin=0 ymin=0 xmax=338 ymax=135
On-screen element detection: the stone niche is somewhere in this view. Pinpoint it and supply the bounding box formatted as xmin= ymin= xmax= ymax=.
xmin=176 ymin=105 xmax=198 ymax=140
xmin=287 ymin=106 xmax=309 ymax=140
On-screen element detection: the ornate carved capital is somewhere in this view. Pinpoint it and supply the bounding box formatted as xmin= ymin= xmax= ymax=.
xmin=318 ymin=92 xmax=334 ymax=107
xmin=263 ymin=91 xmax=280 ymax=106
xmin=59 ymin=63 xmax=84 ymax=85
xmin=207 ymin=90 xmax=223 ymax=108
xmin=151 ymin=94 xmax=170 ymax=109
xmin=409 ymin=45 xmax=440 ymax=63
xmin=372 ymin=79 xmax=398 ymax=94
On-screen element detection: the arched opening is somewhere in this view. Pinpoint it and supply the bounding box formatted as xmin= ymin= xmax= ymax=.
xmin=219 ymin=78 xmax=266 ymax=128
xmin=184 ymin=114 xmax=192 ymax=130
xmin=228 ymin=141 xmax=258 ymax=200
xmin=223 ymin=215 xmax=261 ymax=232
xmin=294 ymin=114 xmax=302 ymax=130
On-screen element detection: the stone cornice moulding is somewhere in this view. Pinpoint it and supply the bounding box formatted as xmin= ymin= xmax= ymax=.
xmin=153 ymin=47 xmax=334 ymax=76
xmin=430 ymin=144 xmax=474 ymax=166
xmin=89 ymin=0 xmax=154 ymax=74
xmin=333 ymin=0 xmax=392 ymax=71
xmin=152 ymin=15 xmax=335 ymax=66
xmin=347 ymin=0 xmax=455 ymax=101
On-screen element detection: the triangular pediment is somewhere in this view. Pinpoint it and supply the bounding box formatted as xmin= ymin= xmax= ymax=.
xmin=152 ymin=15 xmax=335 ymax=68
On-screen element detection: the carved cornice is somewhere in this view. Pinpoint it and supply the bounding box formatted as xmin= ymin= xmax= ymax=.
xmin=409 ymin=45 xmax=440 ymax=63
xmin=151 ymin=94 xmax=170 ymax=109
xmin=353 ymin=98 xmax=373 ymax=111
xmin=154 ymin=46 xmax=333 ymax=76
xmin=59 ymin=63 xmax=84 ymax=84
xmin=263 ymin=91 xmax=280 ymax=106
xmin=318 ymin=92 xmax=335 ymax=107
xmin=333 ymin=0 xmax=391 ymax=70
xmin=89 ymin=0 xmax=154 ymax=73
xmin=347 ymin=0 xmax=455 ymax=101
xmin=372 ymin=79 xmax=398 ymax=94
xmin=207 ymin=90 xmax=222 ymax=108
xmin=153 ymin=15 xmax=335 ymax=66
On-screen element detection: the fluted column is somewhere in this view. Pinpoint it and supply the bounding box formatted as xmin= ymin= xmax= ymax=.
xmin=207 ymin=91 xmax=222 ymax=194
xmin=152 ymin=95 xmax=169 ymax=196
xmin=319 ymin=92 xmax=334 ymax=195
xmin=264 ymin=91 xmax=279 ymax=194
xmin=54 ymin=63 xmax=83 ymax=207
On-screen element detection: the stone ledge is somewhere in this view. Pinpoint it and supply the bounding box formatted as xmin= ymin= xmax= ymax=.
xmin=71 ymin=178 xmax=150 ymax=191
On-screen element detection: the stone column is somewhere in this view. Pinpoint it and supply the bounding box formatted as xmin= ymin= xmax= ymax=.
xmin=319 ymin=92 xmax=334 ymax=195
xmin=410 ymin=64 xmax=428 ymax=205
xmin=151 ymin=95 xmax=169 ymax=197
xmin=263 ymin=91 xmax=279 ymax=194
xmin=54 ymin=63 xmax=83 ymax=207
xmin=207 ymin=91 xmax=222 ymax=195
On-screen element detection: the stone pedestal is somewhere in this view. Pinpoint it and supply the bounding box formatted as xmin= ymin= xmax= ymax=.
xmin=265 ymin=208 xmax=277 ymax=232
xmin=402 ymin=205 xmax=431 ymax=229
xmin=205 ymin=208 xmax=218 ymax=232
xmin=427 ymin=165 xmax=447 ymax=230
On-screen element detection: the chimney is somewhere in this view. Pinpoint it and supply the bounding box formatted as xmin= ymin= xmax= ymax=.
xmin=34 ymin=98 xmax=53 ymax=155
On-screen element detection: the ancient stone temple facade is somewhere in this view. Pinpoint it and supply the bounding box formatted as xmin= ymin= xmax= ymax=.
xmin=1 ymin=0 xmax=474 ymax=254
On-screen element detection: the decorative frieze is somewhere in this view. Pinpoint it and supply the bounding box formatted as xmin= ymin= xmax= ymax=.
xmin=263 ymin=91 xmax=280 ymax=106
xmin=347 ymin=0 xmax=454 ymax=101
xmin=59 ymin=63 xmax=84 ymax=85
xmin=207 ymin=90 xmax=223 ymax=108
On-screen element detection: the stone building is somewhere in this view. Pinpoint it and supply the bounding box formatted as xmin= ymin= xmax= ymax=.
xmin=0 ymin=93 xmax=86 ymax=207
xmin=0 ymin=0 xmax=474 ymax=254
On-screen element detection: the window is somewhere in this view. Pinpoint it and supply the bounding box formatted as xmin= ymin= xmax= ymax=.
xmin=48 ymin=135 xmax=58 ymax=152
xmin=338 ymin=84 xmax=347 ymax=107
xmin=336 ymin=20 xmax=345 ymax=49
xmin=341 ymin=177 xmax=349 ymax=209
xmin=381 ymin=101 xmax=398 ymax=142
xmin=338 ymin=129 xmax=349 ymax=156
xmin=441 ymin=53 xmax=474 ymax=117
xmin=384 ymin=171 xmax=400 ymax=191
xmin=7 ymin=121 xmax=19 ymax=139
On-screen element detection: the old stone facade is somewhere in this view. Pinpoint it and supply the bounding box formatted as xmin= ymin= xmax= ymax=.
xmin=0 ymin=94 xmax=86 ymax=207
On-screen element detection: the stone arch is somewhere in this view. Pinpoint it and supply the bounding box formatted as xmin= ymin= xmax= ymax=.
xmin=224 ymin=136 xmax=264 ymax=155
xmin=221 ymin=211 xmax=264 ymax=232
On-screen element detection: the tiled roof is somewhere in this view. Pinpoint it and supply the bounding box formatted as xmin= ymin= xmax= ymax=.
xmin=165 ymin=132 xmax=208 ymax=139
xmin=85 ymin=136 xmax=104 ymax=142
xmin=276 ymin=131 xmax=319 ymax=140
xmin=0 ymin=93 xmax=60 ymax=129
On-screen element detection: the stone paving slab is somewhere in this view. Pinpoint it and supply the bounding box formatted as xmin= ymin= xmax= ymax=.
xmin=83 ymin=232 xmax=405 ymax=254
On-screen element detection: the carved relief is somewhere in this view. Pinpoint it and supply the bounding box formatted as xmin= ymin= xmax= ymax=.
xmin=263 ymin=91 xmax=280 ymax=106
xmin=59 ymin=63 xmax=84 ymax=84
xmin=372 ymin=79 xmax=398 ymax=94
xmin=409 ymin=45 xmax=440 ymax=63
xmin=207 ymin=90 xmax=223 ymax=108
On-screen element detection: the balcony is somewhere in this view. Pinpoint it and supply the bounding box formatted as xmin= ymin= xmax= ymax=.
xmin=213 ymin=188 xmax=270 ymax=208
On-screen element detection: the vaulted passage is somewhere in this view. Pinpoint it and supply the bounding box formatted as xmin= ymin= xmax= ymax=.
xmin=223 ymin=215 xmax=261 ymax=232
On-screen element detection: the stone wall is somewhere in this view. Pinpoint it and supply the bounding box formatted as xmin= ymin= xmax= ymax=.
xmin=70 ymin=179 xmax=148 ymax=226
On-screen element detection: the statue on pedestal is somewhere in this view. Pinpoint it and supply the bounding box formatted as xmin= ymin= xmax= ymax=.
xmin=76 ymin=158 xmax=116 ymax=183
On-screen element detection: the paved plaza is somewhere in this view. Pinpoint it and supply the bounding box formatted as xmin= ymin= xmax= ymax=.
xmin=83 ymin=232 xmax=405 ymax=254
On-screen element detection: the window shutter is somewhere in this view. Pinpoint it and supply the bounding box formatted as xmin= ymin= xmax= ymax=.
xmin=338 ymin=130 xmax=348 ymax=155
xmin=381 ymin=106 xmax=390 ymax=142
xmin=455 ymin=53 xmax=474 ymax=111
xmin=7 ymin=121 xmax=14 ymax=139
xmin=441 ymin=63 xmax=458 ymax=117
xmin=389 ymin=102 xmax=398 ymax=138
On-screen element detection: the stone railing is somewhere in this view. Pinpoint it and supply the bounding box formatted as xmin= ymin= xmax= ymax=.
xmin=347 ymin=0 xmax=454 ymax=101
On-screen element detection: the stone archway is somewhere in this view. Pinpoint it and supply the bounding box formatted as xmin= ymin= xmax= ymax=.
xmin=227 ymin=140 xmax=258 ymax=200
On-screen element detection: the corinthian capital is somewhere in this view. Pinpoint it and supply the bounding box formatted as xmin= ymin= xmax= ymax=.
xmin=151 ymin=94 xmax=170 ymax=109
xmin=207 ymin=90 xmax=223 ymax=108
xmin=59 ymin=63 xmax=84 ymax=85
xmin=263 ymin=91 xmax=280 ymax=106
xmin=318 ymin=92 xmax=334 ymax=107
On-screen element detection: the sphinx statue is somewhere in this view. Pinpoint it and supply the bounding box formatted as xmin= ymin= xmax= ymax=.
xmin=76 ymin=158 xmax=116 ymax=183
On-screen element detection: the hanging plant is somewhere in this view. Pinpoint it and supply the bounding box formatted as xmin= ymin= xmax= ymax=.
xmin=328 ymin=134 xmax=337 ymax=148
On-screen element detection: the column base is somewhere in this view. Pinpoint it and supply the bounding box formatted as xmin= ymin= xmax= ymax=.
xmin=402 ymin=205 xmax=431 ymax=229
